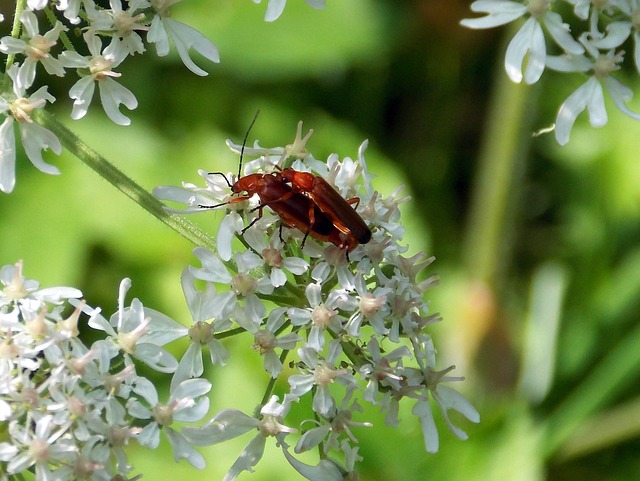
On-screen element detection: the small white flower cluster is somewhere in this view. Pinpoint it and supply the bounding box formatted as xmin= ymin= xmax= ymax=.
xmin=461 ymin=0 xmax=640 ymax=145
xmin=0 ymin=260 xmax=212 ymax=480
xmin=155 ymin=124 xmax=480 ymax=479
xmin=0 ymin=0 xmax=319 ymax=194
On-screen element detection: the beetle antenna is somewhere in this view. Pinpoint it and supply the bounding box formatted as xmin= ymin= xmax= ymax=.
xmin=238 ymin=110 xmax=260 ymax=178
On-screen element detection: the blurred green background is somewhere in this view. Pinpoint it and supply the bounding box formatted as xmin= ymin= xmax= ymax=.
xmin=2 ymin=0 xmax=640 ymax=480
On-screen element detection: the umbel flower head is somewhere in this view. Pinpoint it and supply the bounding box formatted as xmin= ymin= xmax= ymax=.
xmin=0 ymin=0 xmax=326 ymax=193
xmin=0 ymin=260 xmax=212 ymax=480
xmin=155 ymin=121 xmax=479 ymax=478
xmin=461 ymin=0 xmax=640 ymax=144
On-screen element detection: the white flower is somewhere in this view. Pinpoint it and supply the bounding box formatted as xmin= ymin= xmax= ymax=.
xmin=55 ymin=0 xmax=83 ymax=24
xmin=85 ymin=278 xmax=183 ymax=372
xmin=547 ymin=34 xmax=640 ymax=145
xmin=287 ymin=283 xmax=348 ymax=352
xmin=59 ymin=32 xmax=137 ymax=125
xmin=279 ymin=440 xmax=344 ymax=481
xmin=358 ymin=337 xmax=409 ymax=403
xmin=0 ymin=68 xmax=61 ymax=193
xmin=130 ymin=378 xmax=212 ymax=468
xmin=461 ymin=0 xmax=584 ymax=84
xmin=85 ymin=0 xmax=150 ymax=55
xmin=0 ymin=10 xmax=67 ymax=89
xmin=243 ymin=228 xmax=309 ymax=288
xmin=289 ymin=341 xmax=355 ymax=416
xmin=294 ymin=387 xmax=371 ymax=455
xmin=170 ymin=266 xmax=232 ymax=390
xmin=241 ymin=307 xmax=302 ymax=378
xmin=565 ymin=0 xmax=628 ymax=20
xmin=157 ymin=121 xmax=478 ymax=471
xmin=194 ymin=395 xmax=297 ymax=481
xmin=409 ymin=336 xmax=480 ymax=453
xmin=6 ymin=415 xmax=77 ymax=478
xmin=0 ymin=260 xmax=81 ymax=316
xmin=148 ymin=0 xmax=219 ymax=76
xmin=190 ymin=247 xmax=272 ymax=327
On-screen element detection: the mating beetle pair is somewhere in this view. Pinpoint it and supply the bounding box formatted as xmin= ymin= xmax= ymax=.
xmin=210 ymin=124 xmax=372 ymax=257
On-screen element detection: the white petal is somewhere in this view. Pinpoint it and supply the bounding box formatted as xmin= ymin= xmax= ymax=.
xmin=545 ymin=53 xmax=592 ymax=73
xmin=33 ymin=286 xmax=81 ymax=301
xmin=585 ymin=79 xmax=607 ymax=127
xmin=163 ymin=18 xmax=219 ymax=77
xmin=505 ymin=17 xmax=544 ymax=84
xmin=148 ymin=16 xmax=170 ymax=57
xmin=543 ymin=11 xmax=584 ymax=55
xmin=590 ymin=21 xmax=631 ymax=49
xmin=217 ymin=212 xmax=243 ymax=261
xmin=171 ymin=343 xmax=203 ymax=391
xmin=604 ymin=76 xmax=640 ymax=120
xmin=304 ymin=0 xmax=325 ymax=9
xmin=460 ymin=1 xmax=526 ymax=29
xmin=270 ymin=268 xmax=287 ymax=287
xmin=19 ymin=10 xmax=39 ymax=38
xmin=135 ymin=343 xmax=179 ymax=373
xmin=16 ymin=60 xmax=37 ymax=90
xmin=223 ymin=434 xmax=266 ymax=481
xmin=41 ymin=57 xmax=66 ymax=77
xmin=283 ymin=257 xmax=309 ymax=274
xmin=554 ymin=77 xmax=598 ymax=145
xmin=0 ymin=116 xmax=16 ymax=193
xmin=294 ymin=425 xmax=330 ymax=453
xmin=0 ymin=37 xmax=26 ymax=55
xmin=19 ymin=122 xmax=62 ymax=175
xmin=173 ymin=378 xmax=211 ymax=400
xmin=281 ymin=444 xmax=343 ymax=481
xmin=436 ymin=386 xmax=480 ymax=423
xmin=98 ymin=77 xmax=138 ymax=126
xmin=165 ymin=428 xmax=206 ymax=469
xmin=192 ymin=247 xmax=233 ymax=283
xmin=68 ymin=76 xmax=95 ymax=120
xmin=263 ymin=351 xmax=283 ymax=378
xmin=413 ymin=399 xmax=439 ymax=453
xmin=264 ymin=0 xmax=286 ymax=22
xmin=312 ymin=385 xmax=334 ymax=416
xmin=141 ymin=307 xmax=188 ymax=345
xmin=305 ymin=282 xmax=322 ymax=307
xmin=59 ymin=50 xmax=89 ymax=69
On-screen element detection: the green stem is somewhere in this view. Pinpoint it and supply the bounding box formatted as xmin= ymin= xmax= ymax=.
xmin=462 ymin=25 xmax=536 ymax=285
xmin=3 ymin=0 xmax=28 ymax=79
xmin=32 ymin=109 xmax=217 ymax=251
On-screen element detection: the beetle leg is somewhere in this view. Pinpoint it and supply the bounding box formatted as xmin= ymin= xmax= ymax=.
xmin=346 ymin=196 xmax=361 ymax=210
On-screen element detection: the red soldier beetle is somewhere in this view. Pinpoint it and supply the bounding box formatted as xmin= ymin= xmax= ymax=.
xmin=204 ymin=114 xmax=360 ymax=254
xmin=277 ymin=167 xmax=372 ymax=246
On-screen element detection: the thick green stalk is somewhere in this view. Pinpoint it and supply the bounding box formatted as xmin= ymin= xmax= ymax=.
xmin=32 ymin=109 xmax=216 ymax=251
xmin=462 ymin=27 xmax=535 ymax=285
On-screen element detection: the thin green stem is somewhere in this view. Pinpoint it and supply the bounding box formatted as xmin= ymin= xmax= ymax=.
xmin=32 ymin=109 xmax=217 ymax=251
xmin=260 ymin=349 xmax=290 ymax=406
xmin=3 ymin=0 xmax=28 ymax=78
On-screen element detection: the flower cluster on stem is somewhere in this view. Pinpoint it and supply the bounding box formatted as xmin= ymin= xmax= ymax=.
xmin=0 ymin=0 xmax=316 ymax=193
xmin=154 ymin=123 xmax=480 ymax=479
xmin=462 ymin=0 xmax=640 ymax=144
